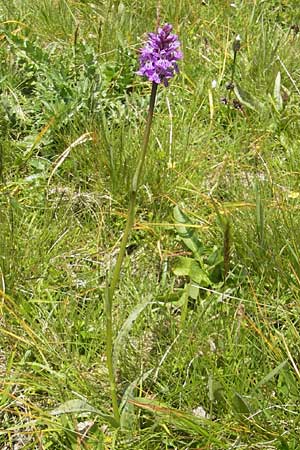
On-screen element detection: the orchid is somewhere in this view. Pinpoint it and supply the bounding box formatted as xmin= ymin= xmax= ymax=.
xmin=137 ymin=23 xmax=182 ymax=86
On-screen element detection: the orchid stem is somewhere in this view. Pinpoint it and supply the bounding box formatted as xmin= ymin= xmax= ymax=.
xmin=105 ymin=82 xmax=158 ymax=425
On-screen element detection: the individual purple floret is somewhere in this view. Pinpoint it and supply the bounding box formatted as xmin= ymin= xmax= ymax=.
xmin=137 ymin=23 xmax=182 ymax=86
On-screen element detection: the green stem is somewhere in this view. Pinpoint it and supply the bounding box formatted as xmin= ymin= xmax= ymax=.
xmin=105 ymin=82 xmax=158 ymax=425
xmin=104 ymin=284 xmax=120 ymax=423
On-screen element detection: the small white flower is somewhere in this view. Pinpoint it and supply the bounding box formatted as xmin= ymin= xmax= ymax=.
xmin=77 ymin=420 xmax=94 ymax=434
xmin=193 ymin=406 xmax=208 ymax=418
xmin=211 ymin=79 xmax=217 ymax=89
xmin=209 ymin=339 xmax=216 ymax=353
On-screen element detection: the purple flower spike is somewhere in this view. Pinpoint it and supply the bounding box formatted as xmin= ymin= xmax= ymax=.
xmin=137 ymin=23 xmax=182 ymax=86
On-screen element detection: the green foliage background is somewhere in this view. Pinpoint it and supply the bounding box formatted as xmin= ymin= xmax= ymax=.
xmin=1 ymin=1 xmax=300 ymax=448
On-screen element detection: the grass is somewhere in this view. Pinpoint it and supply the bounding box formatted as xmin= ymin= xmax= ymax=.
xmin=1 ymin=0 xmax=300 ymax=448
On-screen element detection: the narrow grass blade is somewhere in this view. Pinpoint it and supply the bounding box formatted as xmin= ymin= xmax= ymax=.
xmin=223 ymin=217 xmax=231 ymax=281
xmin=255 ymin=190 xmax=264 ymax=248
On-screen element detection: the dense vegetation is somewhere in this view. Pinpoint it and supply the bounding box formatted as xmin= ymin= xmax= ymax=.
xmin=1 ymin=1 xmax=300 ymax=448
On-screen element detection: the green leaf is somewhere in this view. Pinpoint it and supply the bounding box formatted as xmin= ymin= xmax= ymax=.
xmin=256 ymin=359 xmax=288 ymax=388
xmin=50 ymin=399 xmax=99 ymax=415
xmin=173 ymin=206 xmax=204 ymax=260
xmin=206 ymin=247 xmax=224 ymax=283
xmin=113 ymin=299 xmax=153 ymax=368
xmin=277 ymin=367 xmax=299 ymax=400
xmin=232 ymin=392 xmax=251 ymax=415
xmin=187 ymin=283 xmax=199 ymax=300
xmin=234 ymin=83 xmax=262 ymax=111
xmin=173 ymin=257 xmax=211 ymax=286
xmin=278 ymin=437 xmax=291 ymax=450
xmin=156 ymin=291 xmax=184 ymax=303
xmin=50 ymin=399 xmax=119 ymax=428
xmin=129 ymin=397 xmax=221 ymax=441
xmin=208 ymin=375 xmax=224 ymax=403
xmin=119 ymin=369 xmax=153 ymax=430
xmin=179 ymin=287 xmax=189 ymax=328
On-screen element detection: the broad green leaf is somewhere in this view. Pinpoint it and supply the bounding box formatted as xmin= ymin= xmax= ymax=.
xmin=206 ymin=247 xmax=224 ymax=283
xmin=278 ymin=437 xmax=291 ymax=450
xmin=180 ymin=287 xmax=189 ymax=328
xmin=119 ymin=369 xmax=153 ymax=430
xmin=234 ymin=83 xmax=262 ymax=111
xmin=173 ymin=257 xmax=211 ymax=286
xmin=256 ymin=359 xmax=288 ymax=388
xmin=50 ymin=399 xmax=99 ymax=415
xmin=187 ymin=283 xmax=199 ymax=300
xmin=208 ymin=375 xmax=224 ymax=403
xmin=206 ymin=247 xmax=223 ymax=268
xmin=156 ymin=291 xmax=184 ymax=303
xmin=129 ymin=397 xmax=222 ymax=441
xmin=173 ymin=206 xmax=204 ymax=260
xmin=277 ymin=367 xmax=299 ymax=400
xmin=165 ymin=289 xmax=188 ymax=309
xmin=113 ymin=300 xmax=153 ymax=368
xmin=120 ymin=388 xmax=139 ymax=431
xmin=232 ymin=392 xmax=251 ymax=415
xmin=50 ymin=399 xmax=119 ymax=428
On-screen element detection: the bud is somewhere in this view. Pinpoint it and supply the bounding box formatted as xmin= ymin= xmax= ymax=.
xmin=233 ymin=34 xmax=241 ymax=54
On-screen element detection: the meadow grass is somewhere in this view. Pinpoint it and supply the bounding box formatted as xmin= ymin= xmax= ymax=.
xmin=1 ymin=1 xmax=300 ymax=448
